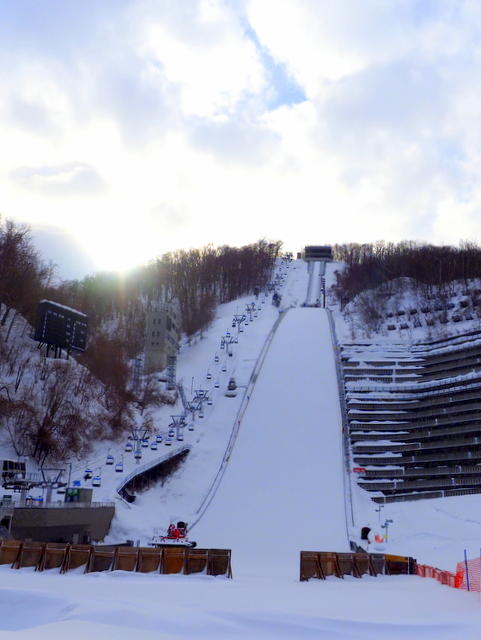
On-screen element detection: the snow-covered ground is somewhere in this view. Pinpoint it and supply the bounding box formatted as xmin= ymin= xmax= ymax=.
xmin=2 ymin=567 xmax=481 ymax=639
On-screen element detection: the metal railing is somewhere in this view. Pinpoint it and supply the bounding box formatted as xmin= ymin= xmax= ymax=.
xmin=326 ymin=307 xmax=355 ymax=528
xmin=116 ymin=446 xmax=191 ymax=493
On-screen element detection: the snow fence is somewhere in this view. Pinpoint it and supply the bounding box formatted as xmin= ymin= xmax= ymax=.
xmin=0 ymin=539 xmax=232 ymax=577
xmin=300 ymin=551 xmax=416 ymax=581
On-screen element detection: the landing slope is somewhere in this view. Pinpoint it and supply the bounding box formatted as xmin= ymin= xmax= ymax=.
xmin=194 ymin=307 xmax=349 ymax=578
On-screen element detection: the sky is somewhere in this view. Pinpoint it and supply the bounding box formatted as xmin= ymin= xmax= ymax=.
xmin=2 ymin=0 xmax=481 ymax=279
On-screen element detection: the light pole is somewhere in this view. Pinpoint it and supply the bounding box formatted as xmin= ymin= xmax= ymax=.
xmin=381 ymin=519 xmax=393 ymax=542
xmin=375 ymin=504 xmax=384 ymax=524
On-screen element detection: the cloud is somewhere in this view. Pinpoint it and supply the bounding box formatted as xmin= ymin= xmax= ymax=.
xmin=30 ymin=224 xmax=97 ymax=280
xmin=4 ymin=0 xmax=481 ymax=277
xmin=188 ymin=117 xmax=279 ymax=163
xmin=10 ymin=163 xmax=106 ymax=196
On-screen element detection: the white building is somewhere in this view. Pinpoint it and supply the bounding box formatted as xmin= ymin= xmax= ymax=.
xmin=144 ymin=301 xmax=181 ymax=374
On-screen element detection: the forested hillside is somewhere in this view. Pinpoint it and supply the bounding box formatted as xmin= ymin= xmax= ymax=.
xmin=0 ymin=217 xmax=281 ymax=463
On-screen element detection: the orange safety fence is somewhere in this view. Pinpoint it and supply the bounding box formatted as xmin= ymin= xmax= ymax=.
xmin=415 ymin=556 xmax=481 ymax=592
xmin=455 ymin=556 xmax=481 ymax=592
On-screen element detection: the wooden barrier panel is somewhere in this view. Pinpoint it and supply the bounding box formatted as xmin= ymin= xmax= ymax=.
xmin=206 ymin=549 xmax=232 ymax=578
xmin=112 ymin=547 xmax=139 ymax=572
xmin=369 ymin=553 xmax=387 ymax=576
xmin=337 ymin=552 xmax=360 ymax=578
xmin=40 ymin=543 xmax=68 ymax=572
xmin=0 ymin=540 xmax=23 ymax=567
xmin=299 ymin=551 xmax=324 ymax=581
xmin=63 ymin=544 xmax=92 ymax=573
xmin=16 ymin=542 xmax=46 ymax=570
xmin=137 ymin=548 xmax=162 ymax=573
xmin=162 ymin=547 xmax=186 ymax=574
xmin=353 ymin=553 xmax=377 ymax=577
xmin=184 ymin=548 xmax=208 ymax=575
xmin=87 ymin=547 xmax=116 ymax=573
xmin=385 ymin=554 xmax=416 ymax=575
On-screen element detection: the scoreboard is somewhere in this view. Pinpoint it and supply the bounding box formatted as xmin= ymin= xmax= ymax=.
xmin=34 ymin=300 xmax=88 ymax=352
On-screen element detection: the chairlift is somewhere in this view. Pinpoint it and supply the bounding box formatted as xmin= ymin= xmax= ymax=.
xmin=207 ymin=398 xmax=213 ymax=406
xmin=206 ymin=372 xmax=212 ymax=380
xmin=214 ymin=381 xmax=220 ymax=388
xmin=177 ymin=432 xmax=184 ymax=441
xmin=134 ymin=450 xmax=142 ymax=460
xmin=188 ymin=423 xmax=194 ymax=431
xmin=226 ymin=331 xmax=231 ymax=338
xmin=115 ymin=462 xmax=123 ymax=473
xmin=141 ymin=439 xmax=149 ymax=448
xmin=222 ymin=365 xmax=227 ymax=372
xmin=84 ymin=468 xmax=93 ymax=480
xmin=156 ymin=434 xmax=163 ymax=443
xmin=168 ymin=428 xmax=175 ymax=438
xmin=231 ymin=321 xmax=236 ymax=328
xmin=214 ymin=355 xmax=219 ymax=363
xmin=92 ymin=476 xmax=102 ymax=487
xmin=125 ymin=442 xmax=133 ymax=453
xmin=150 ymin=441 xmax=158 ymax=451
xmin=198 ymin=411 xmax=204 ymax=419
xmin=56 ymin=486 xmax=66 ymax=495
xmin=165 ymin=438 xmax=172 ymax=446
xmin=106 ymin=454 xmax=114 ymax=465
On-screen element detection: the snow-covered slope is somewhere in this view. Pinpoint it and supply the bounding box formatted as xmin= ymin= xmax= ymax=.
xmin=194 ymin=307 xmax=350 ymax=578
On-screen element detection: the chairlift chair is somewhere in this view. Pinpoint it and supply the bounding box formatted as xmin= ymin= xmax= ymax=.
xmin=115 ymin=462 xmax=123 ymax=473
xmin=106 ymin=454 xmax=114 ymax=465
xmin=188 ymin=423 xmax=194 ymax=431
xmin=156 ymin=434 xmax=163 ymax=443
xmin=134 ymin=450 xmax=142 ymax=460
xmin=206 ymin=372 xmax=212 ymax=380
xmin=165 ymin=438 xmax=172 ymax=446
xmin=168 ymin=428 xmax=175 ymax=438
xmin=125 ymin=442 xmax=133 ymax=453
xmin=92 ymin=476 xmax=102 ymax=487
xmin=177 ymin=433 xmax=184 ymax=441
xmin=214 ymin=355 xmax=219 ymax=363
xmin=221 ymin=365 xmax=227 ymax=372
xmin=150 ymin=442 xmax=158 ymax=450
xmin=207 ymin=398 xmax=213 ymax=406
xmin=214 ymin=381 xmax=220 ymax=388
xmin=198 ymin=411 xmax=204 ymax=419
xmin=141 ymin=439 xmax=149 ymax=448
xmin=84 ymin=468 xmax=93 ymax=480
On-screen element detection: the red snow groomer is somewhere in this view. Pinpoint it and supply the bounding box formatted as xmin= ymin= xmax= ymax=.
xmin=150 ymin=521 xmax=197 ymax=548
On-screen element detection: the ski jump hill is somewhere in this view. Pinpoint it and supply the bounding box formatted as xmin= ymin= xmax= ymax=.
xmin=194 ymin=293 xmax=350 ymax=578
